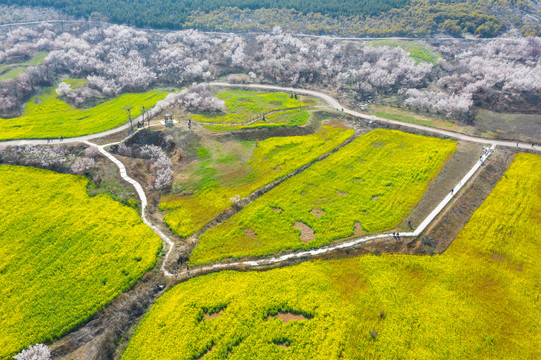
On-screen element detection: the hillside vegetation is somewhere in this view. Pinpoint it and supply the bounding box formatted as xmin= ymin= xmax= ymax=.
xmin=6 ymin=0 xmax=526 ymax=37
xmin=191 ymin=90 xmax=311 ymax=124
xmin=4 ymin=0 xmax=410 ymax=27
xmin=0 ymin=165 xmax=162 ymax=359
xmin=161 ymin=126 xmax=354 ymax=237
xmin=0 ymin=82 xmax=167 ymax=140
xmin=121 ymin=153 xmax=541 ymax=360
xmin=191 ymin=129 xmax=456 ymax=264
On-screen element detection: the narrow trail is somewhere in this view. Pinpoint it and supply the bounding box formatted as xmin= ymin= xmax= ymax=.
xmin=83 ymin=140 xmax=175 ymax=277
xmin=3 ymin=82 xmax=539 ymax=279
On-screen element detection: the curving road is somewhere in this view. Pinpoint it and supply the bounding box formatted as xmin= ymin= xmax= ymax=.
xmin=3 ymin=82 xmax=540 ymax=153
xmin=2 ymin=82 xmax=539 ymax=279
xmin=209 ymin=82 xmax=541 ymax=152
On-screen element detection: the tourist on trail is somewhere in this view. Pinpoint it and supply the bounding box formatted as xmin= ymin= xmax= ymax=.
xmin=60 ymin=135 xmax=63 ymax=142
xmin=450 ymin=189 xmax=454 ymax=195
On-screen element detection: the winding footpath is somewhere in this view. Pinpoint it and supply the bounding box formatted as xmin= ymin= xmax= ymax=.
xmin=3 ymin=82 xmax=540 ymax=279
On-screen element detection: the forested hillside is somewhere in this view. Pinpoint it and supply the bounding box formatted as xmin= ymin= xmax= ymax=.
xmin=0 ymin=0 xmax=410 ymax=27
xmin=2 ymin=0 xmax=539 ymax=36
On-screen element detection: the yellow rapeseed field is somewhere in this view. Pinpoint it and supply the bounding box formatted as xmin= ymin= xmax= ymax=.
xmin=160 ymin=126 xmax=354 ymax=237
xmin=0 ymin=166 xmax=162 ymax=359
xmin=191 ymin=129 xmax=456 ymax=264
xmin=121 ymin=153 xmax=541 ymax=360
xmin=0 ymin=81 xmax=167 ymax=140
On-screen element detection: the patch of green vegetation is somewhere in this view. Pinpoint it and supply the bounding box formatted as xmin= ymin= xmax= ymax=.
xmin=196 ymin=147 xmax=212 ymax=159
xmin=205 ymin=109 xmax=311 ymax=132
xmin=191 ymin=129 xmax=456 ymax=265
xmin=122 ymin=154 xmax=541 ymax=360
xmin=0 ymin=51 xmax=48 ymax=81
xmin=192 ymin=91 xmax=310 ymax=124
xmin=372 ymin=105 xmax=466 ymax=132
xmin=0 ymin=165 xmax=162 ymax=360
xmin=160 ymin=126 xmax=354 ymax=238
xmin=370 ymin=40 xmax=440 ymax=64
xmin=0 ymin=81 xmax=168 ymax=140
xmin=64 ymin=78 xmax=88 ymax=89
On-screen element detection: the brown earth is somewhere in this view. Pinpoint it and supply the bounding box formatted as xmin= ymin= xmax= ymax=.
xmin=398 ymin=141 xmax=480 ymax=231
xmin=268 ymin=312 xmax=309 ymax=323
xmin=336 ymin=190 xmax=348 ymax=196
xmin=310 ymin=208 xmax=325 ymax=218
xmin=353 ymin=222 xmax=364 ymax=236
xmin=423 ymin=147 xmax=516 ymax=253
xmin=204 ymin=310 xmax=223 ymax=320
xmin=243 ymin=228 xmax=257 ymax=239
xmin=294 ymin=221 xmax=315 ymax=242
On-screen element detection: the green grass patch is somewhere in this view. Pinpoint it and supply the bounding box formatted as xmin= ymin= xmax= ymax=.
xmin=192 ymin=90 xmax=310 ymax=124
xmin=0 ymin=51 xmax=48 ymax=81
xmin=191 ymin=129 xmax=456 ymax=265
xmin=205 ymin=109 xmax=311 ymax=132
xmin=161 ymin=126 xmax=354 ymax=238
xmin=121 ymin=154 xmax=540 ymax=360
xmin=0 ymin=81 xmax=167 ymax=140
xmin=372 ymin=105 xmax=466 ymax=132
xmin=370 ymin=40 xmax=440 ymax=64
xmin=0 ymin=165 xmax=162 ymax=359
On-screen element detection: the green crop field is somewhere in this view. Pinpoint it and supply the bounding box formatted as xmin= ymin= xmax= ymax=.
xmin=0 ymin=51 xmax=48 ymax=81
xmin=370 ymin=40 xmax=440 ymax=64
xmin=121 ymin=153 xmax=541 ymax=360
xmin=205 ymin=109 xmax=310 ymax=131
xmin=161 ymin=126 xmax=354 ymax=237
xmin=0 ymin=81 xmax=167 ymax=141
xmin=190 ymin=129 xmax=456 ymax=264
xmin=0 ymin=166 xmax=162 ymax=359
xmin=191 ymin=90 xmax=312 ymax=124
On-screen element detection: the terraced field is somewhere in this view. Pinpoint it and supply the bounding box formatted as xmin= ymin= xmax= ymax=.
xmin=190 ymin=129 xmax=456 ymax=264
xmin=0 ymin=81 xmax=167 ymax=140
xmin=121 ymin=153 xmax=541 ymax=360
xmin=0 ymin=51 xmax=48 ymax=81
xmin=0 ymin=166 xmax=162 ymax=359
xmin=160 ymin=126 xmax=354 ymax=237
xmin=204 ymin=109 xmax=311 ymax=131
xmin=191 ymin=90 xmax=312 ymax=124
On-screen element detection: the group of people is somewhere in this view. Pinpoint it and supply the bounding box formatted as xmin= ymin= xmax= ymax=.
xmin=46 ymin=136 xmax=63 ymax=143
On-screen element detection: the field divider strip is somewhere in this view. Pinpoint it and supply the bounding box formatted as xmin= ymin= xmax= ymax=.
xmin=184 ymin=134 xmax=357 ymax=246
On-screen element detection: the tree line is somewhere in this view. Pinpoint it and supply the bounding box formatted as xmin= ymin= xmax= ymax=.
xmin=1 ymin=0 xmax=410 ymax=28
